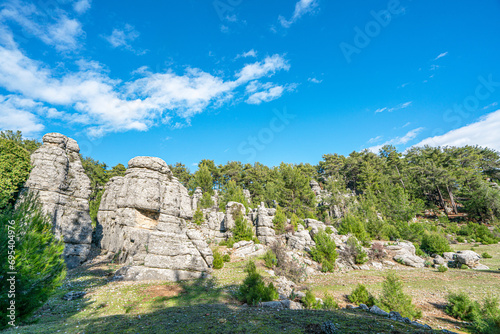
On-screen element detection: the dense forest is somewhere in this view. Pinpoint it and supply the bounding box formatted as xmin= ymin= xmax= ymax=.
xmin=1 ymin=130 xmax=500 ymax=246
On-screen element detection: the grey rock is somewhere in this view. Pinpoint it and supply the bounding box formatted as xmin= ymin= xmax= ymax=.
xmin=443 ymin=252 xmax=456 ymax=261
xmin=389 ymin=241 xmax=425 ymax=268
xmin=359 ymin=303 xmax=369 ymax=310
xmin=434 ymin=255 xmax=446 ymax=265
xmin=260 ymin=301 xmax=283 ymax=309
xmin=411 ymin=321 xmax=432 ymax=329
xmin=62 ymin=291 xmax=86 ymax=301
xmin=280 ymin=299 xmax=303 ymax=310
xmin=369 ymin=305 xmax=389 ymax=317
xmin=98 ymin=156 xmax=212 ymax=281
xmin=23 ymin=133 xmax=92 ymax=268
xmin=224 ymin=202 xmax=246 ymax=231
xmin=473 ymin=264 xmax=490 ymax=270
xmin=455 ymin=250 xmax=481 ymax=267
xmin=389 ymin=311 xmax=403 ymax=322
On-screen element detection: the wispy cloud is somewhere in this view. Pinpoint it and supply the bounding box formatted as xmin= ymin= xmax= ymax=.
xmin=278 ymin=0 xmax=318 ymax=28
xmin=367 ymin=135 xmax=383 ymax=144
xmin=308 ymin=77 xmax=322 ymax=84
xmin=0 ymin=95 xmax=47 ymax=136
xmin=103 ymin=24 xmax=146 ymax=54
xmin=415 ymin=109 xmax=500 ymax=151
xmin=375 ymin=101 xmax=412 ymax=113
xmin=0 ymin=1 xmax=84 ymax=52
xmin=433 ymin=52 xmax=448 ymax=61
xmin=482 ymin=101 xmax=498 ymax=110
xmin=73 ymin=0 xmax=91 ymax=14
xmin=235 ymin=49 xmax=257 ymax=59
xmin=368 ymin=127 xmax=424 ymax=153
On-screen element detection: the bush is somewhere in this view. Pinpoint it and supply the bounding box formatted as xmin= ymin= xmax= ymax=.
xmin=290 ymin=214 xmax=301 ymax=231
xmin=213 ymin=249 xmax=224 ymax=269
xmin=370 ymin=242 xmax=386 ymax=261
xmin=438 ymin=265 xmax=448 ymax=272
xmin=198 ymin=192 xmax=214 ymax=209
xmin=346 ymin=236 xmax=368 ymax=265
xmin=263 ymin=249 xmax=277 ymax=269
xmin=378 ymin=273 xmax=421 ymax=320
xmin=310 ymin=230 xmax=338 ymax=272
xmin=270 ymin=242 xmax=307 ymax=282
xmin=460 ymin=264 xmax=468 ymax=270
xmin=193 ymin=208 xmax=204 ymax=225
xmin=302 ymin=290 xmax=322 ymax=309
xmin=482 ymin=252 xmax=493 ymax=259
xmin=232 ymin=212 xmax=254 ymax=243
xmin=420 ymin=232 xmax=451 ymax=256
xmin=446 ymin=293 xmax=500 ymax=333
xmin=272 ymin=206 xmax=287 ymax=235
xmin=456 ymin=236 xmax=465 ymax=243
xmin=458 ymin=223 xmax=500 ymax=245
xmin=0 ymin=194 xmax=66 ymax=329
xmin=223 ymin=254 xmax=231 ymax=262
xmin=237 ymin=261 xmax=278 ymax=305
xmin=325 ymin=227 xmax=334 ymax=234
xmin=446 ymin=292 xmax=481 ymax=322
xmin=339 ymin=215 xmax=369 ymax=244
xmin=348 ymin=284 xmax=376 ymax=307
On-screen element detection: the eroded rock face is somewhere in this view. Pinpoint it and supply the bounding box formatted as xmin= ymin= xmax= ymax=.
xmin=98 ymin=156 xmax=213 ymax=281
xmin=23 ymin=133 xmax=92 ymax=268
xmin=255 ymin=203 xmax=277 ymax=245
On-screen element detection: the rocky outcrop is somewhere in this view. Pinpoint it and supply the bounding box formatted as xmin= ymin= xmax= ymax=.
xmin=98 ymin=156 xmax=213 ymax=281
xmin=255 ymin=203 xmax=277 ymax=245
xmin=223 ymin=201 xmax=246 ymax=231
xmin=386 ymin=241 xmax=425 ymax=268
xmin=23 ymin=133 xmax=92 ymax=268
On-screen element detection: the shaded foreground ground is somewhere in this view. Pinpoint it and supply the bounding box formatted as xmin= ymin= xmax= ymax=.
xmin=2 ymin=243 xmax=499 ymax=334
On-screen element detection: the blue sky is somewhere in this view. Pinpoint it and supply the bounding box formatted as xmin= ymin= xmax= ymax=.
xmin=1 ymin=0 xmax=500 ymax=169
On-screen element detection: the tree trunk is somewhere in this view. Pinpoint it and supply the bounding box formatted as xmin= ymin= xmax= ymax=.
xmin=446 ymin=185 xmax=458 ymax=214
xmin=436 ymin=186 xmax=447 ymax=214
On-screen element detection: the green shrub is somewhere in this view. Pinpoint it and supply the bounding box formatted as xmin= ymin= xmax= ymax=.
xmin=232 ymin=212 xmax=254 ymax=243
xmin=223 ymin=254 xmax=231 ymax=262
xmin=460 ymin=264 xmax=468 ymax=270
xmin=290 ymin=214 xmax=301 ymax=231
xmin=446 ymin=292 xmax=481 ymax=322
xmin=339 ymin=215 xmax=369 ymax=244
xmin=420 ymin=232 xmax=451 ymax=256
xmin=302 ymin=290 xmax=322 ymax=309
xmin=424 ymin=260 xmax=433 ymax=268
xmin=272 ymin=206 xmax=287 ymax=234
xmin=446 ymin=293 xmax=500 ymax=333
xmin=346 ymin=236 xmax=368 ymax=265
xmin=0 ymin=194 xmax=66 ymax=329
xmin=310 ymin=230 xmax=338 ymax=272
xmin=325 ymin=227 xmax=334 ymax=234
xmin=438 ymin=265 xmax=448 ymax=272
xmin=378 ymin=273 xmax=421 ymax=320
xmin=263 ymin=249 xmax=277 ymax=269
xmin=482 ymin=252 xmax=493 ymax=259
xmin=456 ymin=236 xmax=465 ymax=243
xmin=193 ymin=208 xmax=204 ymax=225
xmin=198 ymin=191 xmax=214 ymax=209
xmin=213 ymin=249 xmax=224 ymax=269
xmin=237 ymin=261 xmax=278 ymax=305
xmin=458 ymin=223 xmax=500 ymax=245
xmin=219 ymin=237 xmax=236 ymax=248
xmin=348 ymin=284 xmax=376 ymax=307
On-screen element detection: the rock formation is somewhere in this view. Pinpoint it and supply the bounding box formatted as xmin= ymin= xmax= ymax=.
xmin=23 ymin=133 xmax=92 ymax=268
xmin=97 ymin=156 xmax=213 ymax=281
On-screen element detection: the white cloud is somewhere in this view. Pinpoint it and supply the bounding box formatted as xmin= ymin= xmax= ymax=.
xmin=434 ymin=52 xmax=448 ymax=60
xmin=235 ymin=54 xmax=290 ymax=84
xmin=368 ymin=127 xmax=424 ymax=153
xmin=482 ymin=101 xmax=498 ymax=110
xmin=375 ymin=101 xmax=412 ymax=113
xmin=0 ymin=35 xmax=291 ymax=136
xmin=245 ymin=82 xmax=285 ymax=105
xmin=279 ymin=0 xmax=318 ymax=28
xmin=236 ymin=49 xmax=257 ymax=59
xmin=0 ymin=95 xmax=46 ymax=135
xmin=73 ymin=0 xmax=91 ymax=14
xmin=103 ymin=24 xmax=142 ymax=53
xmin=367 ymin=135 xmax=383 ymax=144
xmin=0 ymin=1 xmax=84 ymax=51
xmin=415 ymin=109 xmax=500 ymax=151
xmin=308 ymin=77 xmax=322 ymax=84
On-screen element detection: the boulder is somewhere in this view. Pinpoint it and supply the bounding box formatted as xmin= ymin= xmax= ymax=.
xmin=233 ymin=240 xmax=266 ymax=257
xmin=98 ymin=156 xmax=212 ymax=281
xmin=369 ymin=305 xmax=389 ymax=317
xmin=387 ymin=241 xmax=425 ymax=268
xmin=255 ymin=203 xmax=277 ymax=244
xmin=23 ymin=133 xmax=92 ymax=268
xmin=433 ymin=255 xmax=446 ymax=265
xmin=455 ymin=250 xmax=481 ymax=268
xmin=280 ymin=299 xmax=303 ymax=310
xmin=304 ymin=218 xmax=328 ymax=237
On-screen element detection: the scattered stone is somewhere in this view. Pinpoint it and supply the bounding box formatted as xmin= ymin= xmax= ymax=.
xmin=359 ymin=303 xmax=369 ymax=310
xmin=62 ymin=291 xmax=86 ymax=301
xmin=411 ymin=321 xmax=432 ymax=329
xmin=371 ymin=262 xmax=383 ymax=270
xmin=389 ymin=311 xmax=403 ymax=322
xmin=260 ymin=301 xmax=283 ymax=309
xmin=280 ymin=299 xmax=303 ymax=310
xmin=369 ymin=305 xmax=389 ymax=317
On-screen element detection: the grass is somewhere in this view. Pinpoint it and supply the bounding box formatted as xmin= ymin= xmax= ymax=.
xmin=3 ymin=243 xmax=499 ymax=333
